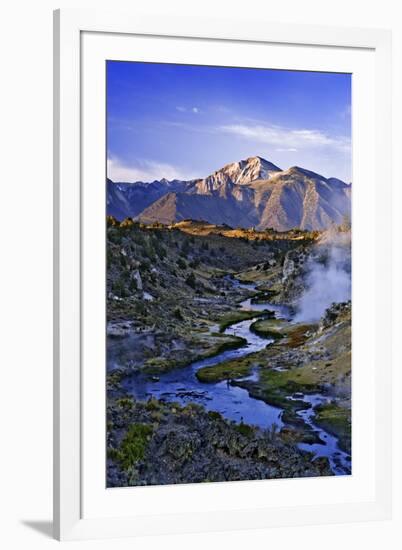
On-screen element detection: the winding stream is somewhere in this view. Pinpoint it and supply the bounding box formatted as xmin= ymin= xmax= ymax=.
xmin=120 ymin=313 xmax=285 ymax=430
xmin=110 ymin=276 xmax=351 ymax=475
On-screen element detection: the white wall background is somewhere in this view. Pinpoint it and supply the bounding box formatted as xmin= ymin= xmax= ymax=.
xmin=0 ymin=0 xmax=400 ymax=548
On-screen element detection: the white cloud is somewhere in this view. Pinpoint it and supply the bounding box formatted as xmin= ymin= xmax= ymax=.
xmin=175 ymin=106 xmax=200 ymax=114
xmin=107 ymin=157 xmax=195 ymax=182
xmin=219 ymin=123 xmax=350 ymax=153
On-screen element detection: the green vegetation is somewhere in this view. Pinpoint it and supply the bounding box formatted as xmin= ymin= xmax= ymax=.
xmin=176 ymin=257 xmax=187 ymax=270
xmin=174 ymin=307 xmax=183 ymax=320
xmin=108 ymin=423 xmax=153 ymax=470
xmin=142 ymin=334 xmax=247 ymax=375
xmin=250 ymin=290 xmax=278 ymax=302
xmin=185 ymin=272 xmax=196 ymax=288
xmin=106 ymin=218 xmax=312 ymax=341
xmin=314 ymin=403 xmax=351 ymax=453
xmin=283 ymin=323 xmax=316 ymax=347
xmin=145 ymin=397 xmax=161 ymax=411
xmin=258 ymin=367 xmax=317 ymax=396
xmin=202 ymin=334 xmax=248 ymax=357
xmin=106 ymin=218 xmax=351 ymax=481
xmin=116 ymin=397 xmax=134 ymax=411
xmin=196 ymin=352 xmax=259 ymax=383
xmin=207 ymin=410 xmax=222 ymax=421
xmin=249 ymin=319 xmax=284 ymax=340
xmin=218 ymin=310 xmax=266 ymax=332
xmin=111 ymin=279 xmax=124 ymax=297
xmin=235 ymin=422 xmax=255 ymax=438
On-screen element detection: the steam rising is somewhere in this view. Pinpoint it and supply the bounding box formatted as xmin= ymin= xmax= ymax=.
xmin=294 ymin=228 xmax=351 ymax=323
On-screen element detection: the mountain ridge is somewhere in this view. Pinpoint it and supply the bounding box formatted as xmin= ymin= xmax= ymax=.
xmin=107 ymin=156 xmax=351 ymax=231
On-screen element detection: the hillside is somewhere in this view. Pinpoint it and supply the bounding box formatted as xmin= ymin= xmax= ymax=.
xmin=106 ymin=217 xmax=351 ymax=484
xmin=107 ymin=156 xmax=351 ymax=231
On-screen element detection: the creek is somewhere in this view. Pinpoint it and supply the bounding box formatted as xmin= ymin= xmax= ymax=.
xmin=111 ymin=276 xmax=351 ymax=475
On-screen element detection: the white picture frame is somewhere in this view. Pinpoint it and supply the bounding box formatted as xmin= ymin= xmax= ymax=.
xmin=53 ymin=8 xmax=392 ymax=541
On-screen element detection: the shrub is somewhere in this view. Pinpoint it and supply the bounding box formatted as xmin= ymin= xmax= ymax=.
xmin=116 ymin=397 xmax=134 ymax=411
xmin=142 ymin=244 xmax=156 ymax=262
xmin=266 ymin=422 xmax=279 ymax=442
xmin=236 ymin=422 xmax=254 ymax=438
xmin=177 ymin=258 xmax=187 ymax=270
xmin=155 ymin=244 xmax=167 ymax=259
xmin=174 ymin=307 xmax=183 ymax=320
xmin=133 ymin=233 xmax=146 ymax=246
xmin=185 ymin=272 xmax=196 ymax=289
xmin=181 ymin=240 xmax=191 ymax=256
xmin=108 ymin=230 xmax=121 ymax=244
xmin=109 ymin=423 xmax=153 ymax=470
xmin=135 ymin=301 xmax=147 ymax=315
xmin=112 ymin=278 xmax=129 ymax=298
xmin=128 ymin=278 xmax=138 ymax=293
xmin=189 ymin=258 xmax=200 ymax=269
xmin=145 ymin=397 xmax=161 ymax=411
xmin=208 ymin=411 xmax=222 ymax=421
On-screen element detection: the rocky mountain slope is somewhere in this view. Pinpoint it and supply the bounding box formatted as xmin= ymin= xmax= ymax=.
xmin=107 ymin=156 xmax=351 ymax=231
xmin=107 ymin=178 xmax=191 ymax=220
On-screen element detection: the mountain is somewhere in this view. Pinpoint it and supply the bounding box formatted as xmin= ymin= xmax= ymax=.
xmin=106 ymin=178 xmax=193 ymax=220
xmin=194 ymin=156 xmax=281 ymax=193
xmin=107 ymin=156 xmax=351 ymax=231
xmin=137 ymin=191 xmax=257 ymax=227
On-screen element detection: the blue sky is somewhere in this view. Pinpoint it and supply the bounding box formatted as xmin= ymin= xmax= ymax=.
xmin=107 ymin=61 xmax=351 ymax=183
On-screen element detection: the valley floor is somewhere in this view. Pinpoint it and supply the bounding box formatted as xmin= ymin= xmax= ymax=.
xmin=106 ymin=219 xmax=351 ymax=486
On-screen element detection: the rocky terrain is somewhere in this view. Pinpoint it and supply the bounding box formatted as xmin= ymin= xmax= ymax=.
xmin=107 ymin=155 xmax=351 ymax=231
xmin=197 ymin=301 xmax=352 ymax=455
xmin=106 ymin=217 xmax=352 ymax=486
xmin=107 ymin=396 xmax=332 ymax=487
xmin=106 ymin=216 xmax=315 ymax=374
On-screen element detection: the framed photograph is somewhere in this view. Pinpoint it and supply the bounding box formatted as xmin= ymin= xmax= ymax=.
xmin=54 ymin=8 xmax=392 ymax=540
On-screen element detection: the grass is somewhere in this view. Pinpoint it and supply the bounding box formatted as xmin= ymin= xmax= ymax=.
xmin=259 ymin=367 xmax=317 ymax=394
xmin=283 ymin=323 xmax=316 ymax=347
xmin=201 ymin=334 xmax=248 ymax=357
xmin=249 ymin=319 xmax=284 ymax=340
xmin=142 ymin=356 xmax=180 ymax=374
xmin=218 ymin=310 xmax=266 ymax=332
xmin=142 ymin=334 xmax=248 ymax=374
xmin=250 ymin=291 xmax=278 ymax=303
xmin=196 ymin=352 xmax=261 ymax=383
xmin=235 ymin=422 xmax=255 ymax=437
xmin=234 ymin=264 xmax=283 ymax=285
xmin=108 ymin=423 xmax=153 ymax=470
xmin=314 ymin=403 xmax=351 ymax=453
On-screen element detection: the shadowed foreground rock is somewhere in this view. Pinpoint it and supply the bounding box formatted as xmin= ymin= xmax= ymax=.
xmin=107 ymin=397 xmax=332 ymax=487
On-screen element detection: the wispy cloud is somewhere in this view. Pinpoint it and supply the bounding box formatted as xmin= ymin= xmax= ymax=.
xmin=175 ymin=105 xmax=200 ymax=114
xmin=107 ymin=157 xmax=196 ymax=182
xmin=219 ymin=123 xmax=350 ymax=153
